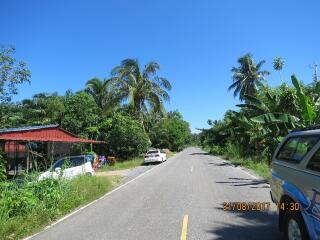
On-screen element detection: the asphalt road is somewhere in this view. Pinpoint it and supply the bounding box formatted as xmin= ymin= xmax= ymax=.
xmin=31 ymin=147 xmax=282 ymax=240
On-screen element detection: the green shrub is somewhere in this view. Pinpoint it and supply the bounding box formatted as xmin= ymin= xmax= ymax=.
xmin=0 ymin=174 xmax=115 ymax=240
xmin=0 ymin=151 xmax=6 ymax=181
xmin=209 ymin=145 xmax=224 ymax=155
xmin=31 ymin=178 xmax=67 ymax=210
xmin=149 ymin=111 xmax=191 ymax=151
xmin=100 ymin=114 xmax=150 ymax=159
xmin=0 ymin=181 xmax=37 ymax=218
xmin=61 ymin=91 xmax=100 ymax=137
xmin=224 ymin=142 xmax=243 ymax=159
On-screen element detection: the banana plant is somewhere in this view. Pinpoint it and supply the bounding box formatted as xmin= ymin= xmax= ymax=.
xmin=291 ymin=74 xmax=316 ymax=124
xmin=236 ymin=93 xmax=300 ymax=128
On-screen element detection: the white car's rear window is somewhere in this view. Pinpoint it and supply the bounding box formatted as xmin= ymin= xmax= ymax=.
xmin=148 ymin=151 xmax=159 ymax=154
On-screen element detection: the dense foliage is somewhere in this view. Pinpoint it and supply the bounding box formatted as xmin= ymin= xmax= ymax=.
xmin=0 ymin=151 xmax=6 ymax=181
xmin=61 ymin=92 xmax=100 ymax=138
xmin=200 ymin=53 xmax=320 ymax=164
xmin=0 ymin=46 xmax=31 ymax=102
xmin=149 ymin=111 xmax=192 ymax=151
xmin=0 ymin=175 xmax=117 ymax=239
xmin=110 ymin=59 xmax=172 ymax=121
xmin=100 ymin=114 xmax=150 ymax=159
xmin=0 ymin=49 xmax=191 ymax=162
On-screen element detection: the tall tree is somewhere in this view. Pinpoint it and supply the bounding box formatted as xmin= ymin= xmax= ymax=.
xmin=85 ymin=78 xmax=119 ymax=116
xmin=229 ymin=53 xmax=269 ymax=101
xmin=61 ymin=92 xmax=100 ymax=137
xmin=149 ymin=111 xmax=191 ymax=151
xmin=21 ymin=93 xmax=65 ymax=125
xmin=273 ymin=57 xmax=285 ymax=83
xmin=0 ymin=46 xmax=31 ymax=102
xmin=110 ymin=59 xmax=172 ymax=125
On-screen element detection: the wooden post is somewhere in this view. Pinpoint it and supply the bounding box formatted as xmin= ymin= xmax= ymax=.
xmin=0 ymin=141 xmax=5 ymax=174
xmin=26 ymin=142 xmax=29 ymax=173
xmin=15 ymin=142 xmax=18 ymax=176
xmin=51 ymin=142 xmax=55 ymax=166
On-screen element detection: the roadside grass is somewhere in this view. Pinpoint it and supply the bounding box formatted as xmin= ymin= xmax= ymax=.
xmin=98 ymin=152 xmax=176 ymax=172
xmin=225 ymin=157 xmax=271 ymax=181
xmin=166 ymin=151 xmax=176 ymax=159
xmin=98 ymin=157 xmax=145 ymax=172
xmin=0 ymin=151 xmax=178 ymax=240
xmin=0 ymin=175 xmax=122 ymax=240
xmin=202 ymin=146 xmax=271 ymax=181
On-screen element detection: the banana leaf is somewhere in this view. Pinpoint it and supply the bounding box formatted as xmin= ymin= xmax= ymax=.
xmin=291 ymin=75 xmax=316 ymax=123
xmin=251 ymin=113 xmax=299 ymax=124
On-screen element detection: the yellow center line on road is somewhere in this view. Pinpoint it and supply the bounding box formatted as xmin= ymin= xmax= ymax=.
xmin=180 ymin=215 xmax=189 ymax=240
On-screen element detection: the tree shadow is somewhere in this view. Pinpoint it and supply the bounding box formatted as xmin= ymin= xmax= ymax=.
xmin=208 ymin=162 xmax=231 ymax=167
xmin=215 ymin=177 xmax=269 ymax=188
xmin=190 ymin=152 xmax=211 ymax=155
xmin=207 ymin=206 xmax=282 ymax=240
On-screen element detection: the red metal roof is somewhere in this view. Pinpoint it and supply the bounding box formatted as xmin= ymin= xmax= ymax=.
xmin=0 ymin=125 xmax=104 ymax=144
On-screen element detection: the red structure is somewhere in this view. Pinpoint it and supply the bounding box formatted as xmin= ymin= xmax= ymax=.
xmin=0 ymin=125 xmax=103 ymax=143
xmin=0 ymin=125 xmax=104 ymax=176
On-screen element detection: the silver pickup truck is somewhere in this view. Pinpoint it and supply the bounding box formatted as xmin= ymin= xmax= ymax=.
xmin=270 ymin=128 xmax=320 ymax=240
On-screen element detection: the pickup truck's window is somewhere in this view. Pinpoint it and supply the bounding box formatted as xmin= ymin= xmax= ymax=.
xmin=277 ymin=136 xmax=319 ymax=163
xmin=307 ymin=148 xmax=320 ymax=172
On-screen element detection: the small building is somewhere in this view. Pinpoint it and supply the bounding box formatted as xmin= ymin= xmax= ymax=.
xmin=0 ymin=125 xmax=103 ymax=176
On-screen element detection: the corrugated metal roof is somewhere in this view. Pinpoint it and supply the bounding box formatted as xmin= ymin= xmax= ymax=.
xmin=0 ymin=125 xmax=104 ymax=144
xmin=0 ymin=124 xmax=59 ymax=133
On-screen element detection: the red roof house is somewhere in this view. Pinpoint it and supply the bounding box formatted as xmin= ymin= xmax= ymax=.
xmin=0 ymin=125 xmax=104 ymax=176
xmin=0 ymin=124 xmax=103 ymax=143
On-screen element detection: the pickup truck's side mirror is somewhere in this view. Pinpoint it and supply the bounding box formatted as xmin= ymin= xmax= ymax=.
xmin=55 ymin=167 xmax=62 ymax=174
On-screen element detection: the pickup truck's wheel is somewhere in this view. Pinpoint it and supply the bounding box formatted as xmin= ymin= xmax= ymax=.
xmin=284 ymin=210 xmax=309 ymax=240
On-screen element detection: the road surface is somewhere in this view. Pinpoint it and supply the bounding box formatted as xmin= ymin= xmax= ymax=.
xmin=31 ymin=147 xmax=282 ymax=240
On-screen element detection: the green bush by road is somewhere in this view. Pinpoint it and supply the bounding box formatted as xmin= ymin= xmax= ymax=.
xmin=0 ymin=175 xmax=122 ymax=240
xmin=99 ymin=114 xmax=150 ymax=160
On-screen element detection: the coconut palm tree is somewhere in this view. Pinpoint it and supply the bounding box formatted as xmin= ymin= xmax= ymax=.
xmin=110 ymin=59 xmax=172 ymax=124
xmin=273 ymin=57 xmax=285 ymax=83
xmin=229 ymin=53 xmax=269 ymax=102
xmin=85 ymin=78 xmax=120 ymax=116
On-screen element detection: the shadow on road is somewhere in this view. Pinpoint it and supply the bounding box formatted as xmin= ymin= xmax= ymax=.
xmin=207 ymin=162 xmax=231 ymax=167
xmin=190 ymin=152 xmax=211 ymax=155
xmin=142 ymin=162 xmax=162 ymax=166
xmin=215 ymin=177 xmax=268 ymax=188
xmin=207 ymin=206 xmax=282 ymax=240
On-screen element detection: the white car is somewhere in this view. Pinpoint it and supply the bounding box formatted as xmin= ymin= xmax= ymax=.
xmin=144 ymin=149 xmax=167 ymax=164
xmin=38 ymin=155 xmax=95 ymax=181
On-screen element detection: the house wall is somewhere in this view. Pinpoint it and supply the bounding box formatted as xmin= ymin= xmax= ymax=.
xmin=4 ymin=141 xmax=27 ymax=174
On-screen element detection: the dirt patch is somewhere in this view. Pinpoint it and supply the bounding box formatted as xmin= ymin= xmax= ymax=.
xmin=95 ymin=169 xmax=130 ymax=177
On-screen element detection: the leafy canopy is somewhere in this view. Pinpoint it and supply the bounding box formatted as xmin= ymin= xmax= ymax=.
xmin=0 ymin=46 xmax=31 ymax=102
xmin=229 ymin=53 xmax=269 ymax=101
xmin=110 ymin=59 xmax=172 ymax=121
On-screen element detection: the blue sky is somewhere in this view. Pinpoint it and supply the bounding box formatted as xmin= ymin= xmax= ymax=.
xmin=1 ymin=0 xmax=320 ymax=132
